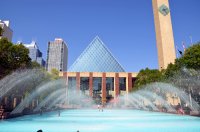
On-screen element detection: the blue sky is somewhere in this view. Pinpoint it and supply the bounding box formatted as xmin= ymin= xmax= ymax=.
xmin=1 ymin=0 xmax=200 ymax=72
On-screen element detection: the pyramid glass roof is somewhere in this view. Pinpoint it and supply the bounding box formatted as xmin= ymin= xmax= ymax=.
xmin=68 ymin=36 xmax=125 ymax=72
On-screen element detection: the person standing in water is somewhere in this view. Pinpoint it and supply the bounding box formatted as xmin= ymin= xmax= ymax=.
xmin=98 ymin=104 xmax=100 ymax=111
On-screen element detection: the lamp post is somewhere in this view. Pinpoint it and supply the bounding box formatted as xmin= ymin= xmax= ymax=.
xmin=188 ymin=86 xmax=193 ymax=108
xmin=66 ymin=75 xmax=69 ymax=106
xmin=198 ymin=92 xmax=200 ymax=105
xmin=172 ymin=95 xmax=175 ymax=106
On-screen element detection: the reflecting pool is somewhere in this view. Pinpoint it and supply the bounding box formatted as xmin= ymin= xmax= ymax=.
xmin=0 ymin=109 xmax=200 ymax=132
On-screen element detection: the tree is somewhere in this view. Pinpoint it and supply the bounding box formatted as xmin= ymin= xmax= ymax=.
xmin=163 ymin=60 xmax=181 ymax=79
xmin=179 ymin=42 xmax=200 ymax=69
xmin=51 ymin=68 xmax=59 ymax=79
xmin=133 ymin=42 xmax=200 ymax=91
xmin=0 ymin=38 xmax=31 ymax=78
xmin=163 ymin=42 xmax=200 ymax=79
xmin=51 ymin=68 xmax=59 ymax=76
xmin=29 ymin=61 xmax=41 ymax=68
xmin=134 ymin=68 xmax=163 ymax=90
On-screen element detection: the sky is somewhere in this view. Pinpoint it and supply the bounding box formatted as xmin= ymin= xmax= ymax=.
xmin=1 ymin=0 xmax=200 ymax=72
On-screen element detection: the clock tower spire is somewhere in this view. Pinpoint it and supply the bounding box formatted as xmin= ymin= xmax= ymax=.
xmin=152 ymin=0 xmax=176 ymax=70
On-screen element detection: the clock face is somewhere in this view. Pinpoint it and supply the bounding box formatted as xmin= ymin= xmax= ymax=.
xmin=159 ymin=4 xmax=170 ymax=16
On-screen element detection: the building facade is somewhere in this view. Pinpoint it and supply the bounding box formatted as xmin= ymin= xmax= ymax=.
xmin=61 ymin=37 xmax=137 ymax=104
xmin=23 ymin=41 xmax=46 ymax=67
xmin=152 ymin=0 xmax=176 ymax=70
xmin=0 ymin=20 xmax=13 ymax=42
xmin=46 ymin=38 xmax=68 ymax=72
xmin=60 ymin=72 xmax=137 ymax=104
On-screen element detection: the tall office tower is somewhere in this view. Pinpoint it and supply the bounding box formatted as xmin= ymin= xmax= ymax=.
xmin=152 ymin=0 xmax=176 ymax=70
xmin=23 ymin=41 xmax=46 ymax=67
xmin=0 ymin=20 xmax=13 ymax=42
xmin=46 ymin=38 xmax=68 ymax=72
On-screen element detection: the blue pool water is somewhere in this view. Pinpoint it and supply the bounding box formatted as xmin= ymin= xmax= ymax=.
xmin=0 ymin=109 xmax=200 ymax=132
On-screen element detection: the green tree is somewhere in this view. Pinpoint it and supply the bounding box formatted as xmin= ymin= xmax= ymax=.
xmin=179 ymin=42 xmax=200 ymax=69
xmin=163 ymin=60 xmax=181 ymax=79
xmin=29 ymin=61 xmax=41 ymax=68
xmin=134 ymin=68 xmax=163 ymax=90
xmin=51 ymin=68 xmax=59 ymax=76
xmin=133 ymin=42 xmax=200 ymax=91
xmin=164 ymin=42 xmax=200 ymax=79
xmin=0 ymin=38 xmax=31 ymax=78
xmin=51 ymin=68 xmax=59 ymax=79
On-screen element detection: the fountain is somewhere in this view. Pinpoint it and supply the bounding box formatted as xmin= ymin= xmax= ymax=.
xmin=0 ymin=68 xmax=200 ymax=131
xmin=0 ymin=69 xmax=46 ymax=99
xmin=11 ymin=79 xmax=66 ymax=114
xmin=114 ymin=82 xmax=199 ymax=113
xmin=33 ymin=88 xmax=66 ymax=112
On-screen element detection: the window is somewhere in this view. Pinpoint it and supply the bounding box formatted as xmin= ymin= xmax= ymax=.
xmin=119 ymin=77 xmax=126 ymax=91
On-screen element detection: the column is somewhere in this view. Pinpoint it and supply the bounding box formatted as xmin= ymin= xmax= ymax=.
xmin=13 ymin=98 xmax=17 ymax=108
xmin=76 ymin=72 xmax=80 ymax=92
xmin=89 ymin=72 xmax=93 ymax=97
xmin=64 ymin=72 xmax=68 ymax=105
xmin=125 ymin=73 xmax=132 ymax=105
xmin=114 ymin=73 xmax=119 ymax=99
xmin=128 ymin=73 xmax=132 ymax=93
xmin=102 ymin=73 xmax=106 ymax=105
xmin=63 ymin=72 xmax=68 ymax=77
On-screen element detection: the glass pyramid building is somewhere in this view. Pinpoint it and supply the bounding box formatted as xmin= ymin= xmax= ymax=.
xmin=68 ymin=36 xmax=125 ymax=72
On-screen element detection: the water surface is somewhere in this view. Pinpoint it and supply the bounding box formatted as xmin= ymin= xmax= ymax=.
xmin=0 ymin=109 xmax=200 ymax=132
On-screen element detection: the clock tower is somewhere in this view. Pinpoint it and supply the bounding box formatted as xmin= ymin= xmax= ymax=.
xmin=152 ymin=0 xmax=176 ymax=70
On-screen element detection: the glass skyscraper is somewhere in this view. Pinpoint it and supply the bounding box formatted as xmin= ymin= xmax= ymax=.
xmin=23 ymin=41 xmax=45 ymax=67
xmin=68 ymin=36 xmax=125 ymax=72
